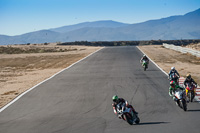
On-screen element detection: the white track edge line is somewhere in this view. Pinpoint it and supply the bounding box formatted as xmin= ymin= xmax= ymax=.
xmin=136 ymin=46 xmax=200 ymax=103
xmin=137 ymin=46 xmax=168 ymax=76
xmin=0 ymin=47 xmax=104 ymax=113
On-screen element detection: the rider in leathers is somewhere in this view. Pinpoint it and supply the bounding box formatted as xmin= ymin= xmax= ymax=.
xmin=112 ymin=95 xmax=138 ymax=119
xmin=184 ymin=74 xmax=197 ymax=95
xmin=169 ymin=81 xmax=185 ymax=101
xmin=168 ymin=67 xmax=180 ymax=81
xmin=184 ymin=74 xmax=197 ymax=87
xmin=140 ymin=55 xmax=149 ymax=67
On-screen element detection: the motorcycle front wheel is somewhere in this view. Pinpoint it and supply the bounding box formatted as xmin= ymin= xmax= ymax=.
xmin=124 ymin=114 xmax=133 ymax=125
xmin=188 ymin=92 xmax=191 ymax=102
xmin=135 ymin=117 xmax=140 ymax=124
xmin=144 ymin=65 xmax=147 ymax=71
xmin=182 ymin=99 xmax=187 ymax=111
xmin=191 ymin=91 xmax=195 ymax=102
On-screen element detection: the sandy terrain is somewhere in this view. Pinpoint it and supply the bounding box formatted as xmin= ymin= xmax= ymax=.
xmin=139 ymin=45 xmax=200 ymax=86
xmin=0 ymin=44 xmax=101 ymax=108
xmin=185 ymin=42 xmax=200 ymax=51
xmin=0 ymin=43 xmax=199 ymax=109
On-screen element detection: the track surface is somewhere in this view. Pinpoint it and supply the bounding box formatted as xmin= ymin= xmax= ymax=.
xmin=0 ymin=46 xmax=200 ymax=133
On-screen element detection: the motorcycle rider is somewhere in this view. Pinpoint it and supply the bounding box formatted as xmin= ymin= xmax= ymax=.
xmin=140 ymin=55 xmax=149 ymax=67
xmin=168 ymin=67 xmax=180 ymax=83
xmin=184 ymin=74 xmax=197 ymax=95
xmin=184 ymin=74 xmax=197 ymax=87
xmin=169 ymin=81 xmax=185 ymax=101
xmin=112 ymin=95 xmax=138 ymax=119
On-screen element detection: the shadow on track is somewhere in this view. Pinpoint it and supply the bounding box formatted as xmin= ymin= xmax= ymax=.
xmin=145 ymin=69 xmax=160 ymax=72
xmin=138 ymin=122 xmax=170 ymax=125
xmin=193 ymin=101 xmax=200 ymax=103
xmin=187 ymin=109 xmax=200 ymax=112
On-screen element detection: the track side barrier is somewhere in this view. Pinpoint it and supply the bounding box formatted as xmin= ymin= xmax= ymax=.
xmin=163 ymin=43 xmax=200 ymax=57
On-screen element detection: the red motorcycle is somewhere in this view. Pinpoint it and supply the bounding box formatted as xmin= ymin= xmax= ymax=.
xmin=185 ymin=83 xmax=196 ymax=102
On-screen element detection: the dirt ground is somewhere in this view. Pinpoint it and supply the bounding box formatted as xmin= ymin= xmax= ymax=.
xmin=0 ymin=44 xmax=101 ymax=108
xmin=185 ymin=42 xmax=200 ymax=51
xmin=139 ymin=45 xmax=200 ymax=86
xmin=0 ymin=43 xmax=199 ymax=109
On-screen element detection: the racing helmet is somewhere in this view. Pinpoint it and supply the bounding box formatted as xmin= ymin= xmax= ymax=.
xmin=171 ymin=67 xmax=175 ymax=70
xmin=112 ymin=95 xmax=118 ymax=102
xmin=170 ymin=81 xmax=175 ymax=87
xmin=186 ymin=74 xmax=191 ymax=79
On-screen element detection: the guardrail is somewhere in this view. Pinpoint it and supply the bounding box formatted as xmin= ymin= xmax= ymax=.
xmin=163 ymin=43 xmax=200 ymax=57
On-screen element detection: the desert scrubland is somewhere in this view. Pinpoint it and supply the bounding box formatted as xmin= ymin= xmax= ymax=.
xmin=0 ymin=43 xmax=101 ymax=108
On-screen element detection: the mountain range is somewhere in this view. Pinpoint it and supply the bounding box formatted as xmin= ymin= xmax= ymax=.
xmin=0 ymin=8 xmax=200 ymax=45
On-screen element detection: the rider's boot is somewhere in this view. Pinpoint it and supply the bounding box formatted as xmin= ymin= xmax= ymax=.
xmin=118 ymin=114 xmax=122 ymax=119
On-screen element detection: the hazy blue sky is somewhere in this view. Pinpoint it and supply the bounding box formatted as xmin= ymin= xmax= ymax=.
xmin=0 ymin=0 xmax=200 ymax=36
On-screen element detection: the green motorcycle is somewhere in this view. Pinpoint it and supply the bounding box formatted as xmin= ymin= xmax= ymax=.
xmin=142 ymin=60 xmax=148 ymax=71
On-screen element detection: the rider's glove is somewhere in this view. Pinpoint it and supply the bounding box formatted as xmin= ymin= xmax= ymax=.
xmin=173 ymin=96 xmax=177 ymax=101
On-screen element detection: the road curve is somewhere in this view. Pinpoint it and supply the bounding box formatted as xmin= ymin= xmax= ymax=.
xmin=0 ymin=46 xmax=200 ymax=133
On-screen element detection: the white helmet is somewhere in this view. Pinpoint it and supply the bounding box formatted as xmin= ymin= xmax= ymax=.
xmin=171 ymin=67 xmax=175 ymax=70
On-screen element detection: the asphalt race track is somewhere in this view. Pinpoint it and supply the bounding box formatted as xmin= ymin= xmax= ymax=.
xmin=0 ymin=46 xmax=200 ymax=133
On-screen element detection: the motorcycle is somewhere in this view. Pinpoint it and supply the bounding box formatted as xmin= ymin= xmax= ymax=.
xmin=169 ymin=73 xmax=179 ymax=85
xmin=173 ymin=90 xmax=187 ymax=111
xmin=142 ymin=60 xmax=148 ymax=71
xmin=185 ymin=83 xmax=196 ymax=102
xmin=116 ymin=103 xmax=140 ymax=125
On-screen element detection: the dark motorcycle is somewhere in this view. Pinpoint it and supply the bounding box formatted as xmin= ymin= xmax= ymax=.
xmin=173 ymin=90 xmax=187 ymax=111
xmin=169 ymin=73 xmax=179 ymax=85
xmin=116 ymin=103 xmax=140 ymax=125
